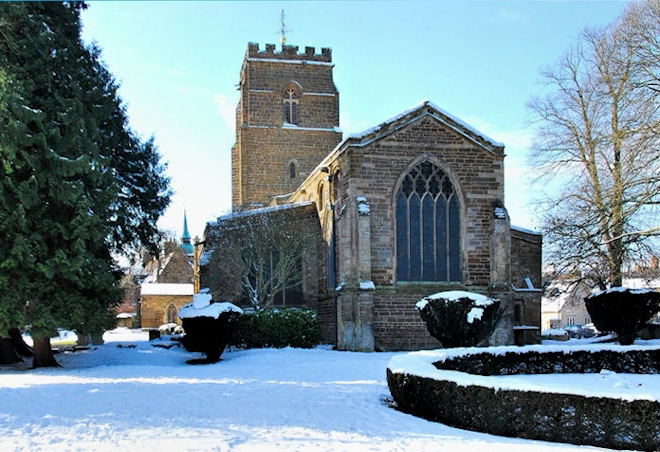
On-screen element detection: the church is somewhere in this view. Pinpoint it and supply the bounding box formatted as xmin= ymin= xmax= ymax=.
xmin=202 ymin=42 xmax=542 ymax=351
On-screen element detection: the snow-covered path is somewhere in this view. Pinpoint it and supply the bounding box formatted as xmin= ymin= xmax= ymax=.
xmin=0 ymin=330 xmax=626 ymax=451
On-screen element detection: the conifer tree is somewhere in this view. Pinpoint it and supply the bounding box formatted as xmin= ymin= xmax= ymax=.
xmin=0 ymin=2 xmax=171 ymax=366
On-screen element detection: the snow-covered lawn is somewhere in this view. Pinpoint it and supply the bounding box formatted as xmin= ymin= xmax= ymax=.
xmin=0 ymin=329 xmax=648 ymax=451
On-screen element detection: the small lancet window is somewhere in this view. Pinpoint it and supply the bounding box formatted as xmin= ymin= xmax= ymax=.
xmin=289 ymin=162 xmax=296 ymax=179
xmin=283 ymin=88 xmax=299 ymax=125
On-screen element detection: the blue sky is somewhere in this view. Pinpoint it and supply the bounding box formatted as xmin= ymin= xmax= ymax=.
xmin=80 ymin=1 xmax=628 ymax=240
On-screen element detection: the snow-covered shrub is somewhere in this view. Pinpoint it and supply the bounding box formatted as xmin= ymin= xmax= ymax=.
xmin=387 ymin=346 xmax=660 ymax=450
xmin=179 ymin=294 xmax=243 ymax=363
xmin=230 ymin=308 xmax=320 ymax=349
xmin=416 ymin=291 xmax=502 ymax=348
xmin=585 ymin=287 xmax=660 ymax=345
xmin=158 ymin=323 xmax=183 ymax=336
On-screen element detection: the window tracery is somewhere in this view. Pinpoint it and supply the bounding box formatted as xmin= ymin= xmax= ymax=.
xmin=396 ymin=161 xmax=461 ymax=282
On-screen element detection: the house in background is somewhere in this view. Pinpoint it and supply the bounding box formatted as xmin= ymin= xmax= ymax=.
xmin=139 ymin=214 xmax=194 ymax=329
xmin=541 ymin=278 xmax=592 ymax=330
xmin=541 ymin=259 xmax=660 ymax=331
xmin=139 ymin=283 xmax=193 ymax=328
xmin=202 ymin=42 xmax=543 ymax=351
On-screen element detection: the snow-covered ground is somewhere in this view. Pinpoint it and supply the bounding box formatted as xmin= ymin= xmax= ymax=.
xmin=0 ymin=329 xmax=650 ymax=451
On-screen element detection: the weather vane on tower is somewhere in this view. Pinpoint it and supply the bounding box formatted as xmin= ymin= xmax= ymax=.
xmin=279 ymin=9 xmax=290 ymax=46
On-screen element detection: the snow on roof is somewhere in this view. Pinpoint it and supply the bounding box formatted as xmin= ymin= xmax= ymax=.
xmin=541 ymin=280 xmax=581 ymax=311
xmin=116 ymin=313 xmax=137 ymax=319
xmin=511 ymin=224 xmax=541 ymax=236
xmin=624 ymin=277 xmax=660 ymax=290
xmin=211 ymin=202 xmax=314 ymax=225
xmin=348 ymin=100 xmax=504 ymax=148
xmin=140 ymin=283 xmax=194 ymax=296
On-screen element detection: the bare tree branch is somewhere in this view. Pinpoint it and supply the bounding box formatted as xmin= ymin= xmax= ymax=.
xmin=529 ymin=0 xmax=660 ymax=287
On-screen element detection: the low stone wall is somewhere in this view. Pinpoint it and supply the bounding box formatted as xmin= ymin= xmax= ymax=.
xmin=387 ymin=345 xmax=660 ymax=451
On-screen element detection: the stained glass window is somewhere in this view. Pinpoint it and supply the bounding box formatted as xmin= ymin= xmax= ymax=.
xmin=396 ymin=161 xmax=461 ymax=282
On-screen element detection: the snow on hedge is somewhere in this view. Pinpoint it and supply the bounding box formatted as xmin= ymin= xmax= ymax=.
xmin=587 ymin=286 xmax=654 ymax=299
xmin=178 ymin=293 xmax=243 ymax=320
xmin=416 ymin=290 xmax=496 ymax=312
xmin=387 ymin=342 xmax=660 ymax=402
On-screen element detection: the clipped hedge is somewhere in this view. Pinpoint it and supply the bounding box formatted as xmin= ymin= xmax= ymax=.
xmin=387 ymin=346 xmax=660 ymax=451
xmin=585 ymin=288 xmax=660 ymax=345
xmin=438 ymin=348 xmax=660 ymax=375
xmin=230 ymin=308 xmax=320 ymax=349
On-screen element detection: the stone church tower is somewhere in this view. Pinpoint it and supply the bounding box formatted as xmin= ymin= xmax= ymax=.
xmin=231 ymin=43 xmax=343 ymax=210
xmin=208 ymin=41 xmax=543 ymax=351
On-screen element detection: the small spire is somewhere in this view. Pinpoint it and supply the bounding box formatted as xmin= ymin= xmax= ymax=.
xmin=180 ymin=210 xmax=193 ymax=255
xmin=182 ymin=210 xmax=191 ymax=241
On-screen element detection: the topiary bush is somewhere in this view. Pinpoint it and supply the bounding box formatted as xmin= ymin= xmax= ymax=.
xmin=585 ymin=288 xmax=660 ymax=345
xmin=416 ymin=291 xmax=503 ymax=348
xmin=230 ymin=308 xmax=320 ymax=349
xmin=179 ymin=295 xmax=243 ymax=363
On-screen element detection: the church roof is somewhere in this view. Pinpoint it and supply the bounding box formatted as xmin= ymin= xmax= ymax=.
xmin=343 ymin=100 xmax=504 ymax=155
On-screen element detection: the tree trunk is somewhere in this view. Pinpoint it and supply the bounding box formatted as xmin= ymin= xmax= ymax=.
xmin=77 ymin=332 xmax=90 ymax=347
xmin=32 ymin=337 xmax=60 ymax=368
xmin=8 ymin=328 xmax=33 ymax=356
xmin=0 ymin=336 xmax=21 ymax=364
xmin=90 ymin=332 xmax=104 ymax=346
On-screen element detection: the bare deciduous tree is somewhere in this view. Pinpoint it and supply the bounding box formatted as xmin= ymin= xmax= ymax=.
xmin=528 ymin=0 xmax=660 ymax=288
xmin=202 ymin=205 xmax=320 ymax=310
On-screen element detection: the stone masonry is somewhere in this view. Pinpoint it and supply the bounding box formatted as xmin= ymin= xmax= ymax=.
xmin=210 ymin=42 xmax=543 ymax=351
xmin=232 ymin=43 xmax=342 ymax=209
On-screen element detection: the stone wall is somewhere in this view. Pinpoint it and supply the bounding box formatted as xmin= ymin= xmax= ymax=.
xmin=371 ymin=292 xmax=440 ymax=351
xmin=232 ymin=43 xmax=342 ymax=209
xmin=295 ymin=113 xmax=506 ymax=289
xmin=510 ymin=227 xmax=543 ymax=288
xmin=140 ymin=294 xmax=192 ymax=329
xmin=234 ymin=128 xmax=341 ymax=208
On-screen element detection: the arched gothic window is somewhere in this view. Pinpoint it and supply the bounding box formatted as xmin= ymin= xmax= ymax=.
xmin=289 ymin=162 xmax=296 ymax=179
xmin=166 ymin=303 xmax=178 ymax=324
xmin=283 ymin=88 xmax=299 ymax=125
xmin=396 ymin=161 xmax=461 ymax=282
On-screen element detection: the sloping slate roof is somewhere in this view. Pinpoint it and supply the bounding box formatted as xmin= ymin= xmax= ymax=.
xmin=345 ymin=100 xmax=504 ymax=154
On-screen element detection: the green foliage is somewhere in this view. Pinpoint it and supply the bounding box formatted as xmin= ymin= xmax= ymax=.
xmin=416 ymin=294 xmax=503 ymax=348
xmin=0 ymin=2 xmax=170 ymax=347
xmin=230 ymin=308 xmax=320 ymax=349
xmin=585 ymin=288 xmax=660 ymax=345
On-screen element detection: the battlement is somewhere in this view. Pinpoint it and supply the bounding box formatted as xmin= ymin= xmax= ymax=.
xmin=247 ymin=42 xmax=332 ymax=63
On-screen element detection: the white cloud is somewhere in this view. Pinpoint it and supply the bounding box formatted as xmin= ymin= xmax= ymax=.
xmin=213 ymin=92 xmax=237 ymax=129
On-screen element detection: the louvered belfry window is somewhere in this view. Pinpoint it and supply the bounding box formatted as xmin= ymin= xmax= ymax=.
xmin=283 ymin=88 xmax=298 ymax=125
xmin=396 ymin=161 xmax=461 ymax=282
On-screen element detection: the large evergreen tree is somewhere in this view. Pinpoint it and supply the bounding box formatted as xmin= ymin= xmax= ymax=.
xmin=0 ymin=2 xmax=171 ymax=367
